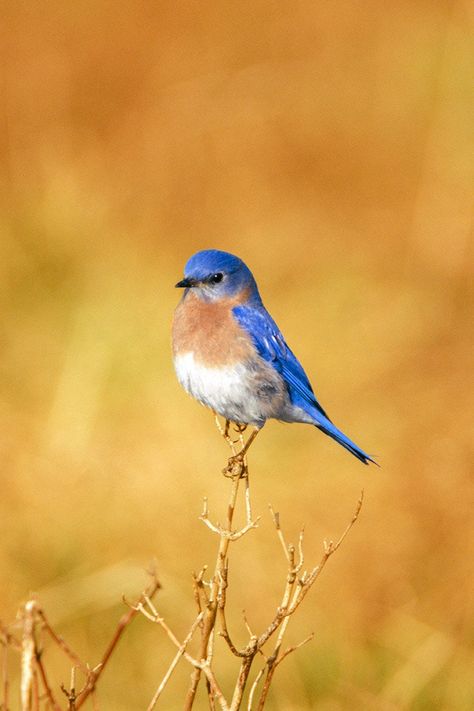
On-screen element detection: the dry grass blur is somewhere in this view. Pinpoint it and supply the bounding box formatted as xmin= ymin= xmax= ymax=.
xmin=1 ymin=1 xmax=473 ymax=709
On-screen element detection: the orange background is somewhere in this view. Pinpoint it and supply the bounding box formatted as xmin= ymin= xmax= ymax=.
xmin=1 ymin=2 xmax=473 ymax=709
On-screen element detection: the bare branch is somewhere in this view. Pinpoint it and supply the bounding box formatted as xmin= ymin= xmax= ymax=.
xmin=8 ymin=435 xmax=362 ymax=711
xmin=184 ymin=462 xmax=243 ymax=710
xmin=192 ymin=565 xmax=209 ymax=614
xmin=296 ymin=527 xmax=305 ymax=573
xmin=32 ymin=669 xmax=39 ymax=711
xmin=256 ymin=492 xmax=364 ymax=657
xmin=200 ymin=663 xmax=230 ymax=711
xmin=127 ymin=596 xmax=204 ymax=676
xmin=200 ymin=499 xmax=260 ymax=540
xmin=35 ymin=648 xmax=62 ymax=711
xmin=286 ymin=491 xmax=364 ymax=617
xmin=229 ymin=654 xmax=255 ymax=711
xmin=217 ymin=567 xmax=247 ymax=658
xmin=268 ymin=505 xmax=290 ymax=563
xmin=146 ymin=612 xmax=204 ymax=710
xmin=38 ymin=608 xmax=88 ymax=675
xmin=1 ymin=622 xmax=21 ymax=652
xmin=60 ymin=666 xmax=89 ymax=711
xmin=206 ymin=675 xmax=216 ymax=711
xmin=274 ymin=632 xmax=314 ymax=668
xmin=20 ymin=599 xmax=36 ymax=711
xmin=247 ymin=667 xmax=265 ymax=711
xmin=76 ymin=574 xmax=161 ymax=709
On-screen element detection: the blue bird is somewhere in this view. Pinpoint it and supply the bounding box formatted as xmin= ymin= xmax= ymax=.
xmin=172 ymin=249 xmax=374 ymax=465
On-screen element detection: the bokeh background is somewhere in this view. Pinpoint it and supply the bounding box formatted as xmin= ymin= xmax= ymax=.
xmin=1 ymin=1 xmax=473 ymax=709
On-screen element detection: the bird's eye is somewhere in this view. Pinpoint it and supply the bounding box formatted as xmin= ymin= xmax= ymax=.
xmin=209 ymin=273 xmax=223 ymax=284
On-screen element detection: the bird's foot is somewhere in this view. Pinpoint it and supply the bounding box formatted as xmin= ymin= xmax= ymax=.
xmin=214 ymin=415 xmax=237 ymax=447
xmin=222 ymin=453 xmax=247 ymax=479
xmin=234 ymin=423 xmax=248 ymax=434
xmin=214 ymin=415 xmax=250 ymax=451
xmin=222 ymin=426 xmax=260 ymax=477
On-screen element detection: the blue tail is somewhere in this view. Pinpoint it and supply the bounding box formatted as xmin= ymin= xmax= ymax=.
xmin=315 ymin=415 xmax=376 ymax=465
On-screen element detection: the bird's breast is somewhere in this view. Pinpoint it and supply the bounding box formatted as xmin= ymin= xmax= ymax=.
xmin=172 ymin=291 xmax=254 ymax=367
xmin=172 ymin=292 xmax=289 ymax=425
xmin=173 ymin=350 xmax=287 ymax=426
xmin=173 ymin=352 xmax=245 ymax=404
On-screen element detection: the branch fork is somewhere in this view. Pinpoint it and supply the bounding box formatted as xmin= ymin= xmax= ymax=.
xmin=200 ymin=497 xmax=260 ymax=540
xmin=138 ymin=417 xmax=365 ymax=710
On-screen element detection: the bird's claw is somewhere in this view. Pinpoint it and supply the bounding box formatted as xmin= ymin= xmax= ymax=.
xmin=222 ymin=454 xmax=247 ymax=479
xmin=234 ymin=423 xmax=248 ymax=434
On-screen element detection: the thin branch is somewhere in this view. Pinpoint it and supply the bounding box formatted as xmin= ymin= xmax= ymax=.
xmin=258 ymin=491 xmax=365 ymax=652
xmin=91 ymin=688 xmax=99 ymax=711
xmin=199 ymin=499 xmax=260 ymax=540
xmin=0 ymin=623 xmax=21 ymax=652
xmin=20 ymin=600 xmax=36 ymax=711
xmin=244 ymin=475 xmax=252 ymax=527
xmin=217 ymin=568 xmax=248 ymax=659
xmin=32 ymin=670 xmax=39 ymax=711
xmin=274 ymin=632 xmax=314 ymax=669
xmin=229 ymin=642 xmax=258 ymax=711
xmin=268 ymin=506 xmax=290 ymax=563
xmin=127 ymin=598 xmax=200 ymax=671
xmin=286 ymin=490 xmax=364 ymax=617
xmin=60 ymin=666 xmax=89 ymax=711
xmin=130 ymin=596 xmax=231 ymax=711
xmin=138 ymin=426 xmax=363 ymax=710
xmin=38 ymin=609 xmax=88 ymax=675
xmin=200 ymin=664 xmax=230 ymax=711
xmin=255 ymin=631 xmax=315 ymax=710
xmin=192 ymin=565 xmax=209 ymax=615
xmin=183 ymin=471 xmax=242 ymax=711
xmin=247 ymin=667 xmax=265 ymax=711
xmin=75 ymin=575 xmax=161 ymax=709
xmin=146 ymin=612 xmax=204 ymax=711
xmin=205 ymin=626 xmax=218 ymax=711
xmin=206 ymin=675 xmax=217 ymax=711
xmin=35 ymin=649 xmax=62 ymax=711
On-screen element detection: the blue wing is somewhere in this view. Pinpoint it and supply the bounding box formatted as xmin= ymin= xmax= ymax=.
xmin=232 ymin=304 xmax=375 ymax=465
xmin=232 ymin=304 xmax=331 ymax=421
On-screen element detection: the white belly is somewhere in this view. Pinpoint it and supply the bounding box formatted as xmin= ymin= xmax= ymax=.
xmin=173 ymin=351 xmax=286 ymax=427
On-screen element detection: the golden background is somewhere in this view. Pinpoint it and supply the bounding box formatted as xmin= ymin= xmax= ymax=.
xmin=1 ymin=1 xmax=473 ymax=709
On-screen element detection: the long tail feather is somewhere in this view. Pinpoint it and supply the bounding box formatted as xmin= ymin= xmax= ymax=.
xmin=315 ymin=416 xmax=376 ymax=465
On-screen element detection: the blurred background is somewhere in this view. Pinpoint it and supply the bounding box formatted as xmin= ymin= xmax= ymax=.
xmin=1 ymin=1 xmax=473 ymax=709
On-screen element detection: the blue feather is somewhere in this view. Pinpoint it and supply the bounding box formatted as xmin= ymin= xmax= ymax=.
xmin=232 ymin=304 xmax=375 ymax=465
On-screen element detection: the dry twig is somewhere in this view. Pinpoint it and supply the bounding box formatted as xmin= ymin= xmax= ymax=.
xmin=3 ymin=572 xmax=161 ymax=711
xmin=75 ymin=573 xmax=161 ymax=709
xmin=2 ymin=417 xmax=363 ymax=710
xmin=139 ymin=417 xmax=364 ymax=710
xmin=20 ymin=600 xmax=36 ymax=711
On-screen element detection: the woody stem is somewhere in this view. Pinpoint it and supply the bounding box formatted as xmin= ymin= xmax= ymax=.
xmin=237 ymin=427 xmax=260 ymax=458
xmin=183 ymin=474 xmax=241 ymax=710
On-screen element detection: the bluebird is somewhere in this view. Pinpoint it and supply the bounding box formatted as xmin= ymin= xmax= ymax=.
xmin=172 ymin=249 xmax=374 ymax=465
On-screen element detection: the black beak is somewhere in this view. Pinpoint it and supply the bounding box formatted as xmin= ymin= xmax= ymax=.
xmin=175 ymin=277 xmax=197 ymax=288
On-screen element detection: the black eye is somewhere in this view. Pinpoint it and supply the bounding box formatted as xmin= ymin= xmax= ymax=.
xmin=209 ymin=273 xmax=223 ymax=284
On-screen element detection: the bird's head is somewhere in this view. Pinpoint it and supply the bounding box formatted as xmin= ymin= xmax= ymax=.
xmin=175 ymin=250 xmax=261 ymax=304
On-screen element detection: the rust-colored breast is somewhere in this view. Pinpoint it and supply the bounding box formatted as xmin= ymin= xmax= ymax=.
xmin=172 ymin=290 xmax=254 ymax=366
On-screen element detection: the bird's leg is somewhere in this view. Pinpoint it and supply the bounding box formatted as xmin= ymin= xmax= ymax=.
xmin=238 ymin=427 xmax=260 ymax=458
xmin=213 ymin=411 xmax=225 ymax=435
xmin=213 ymin=413 xmax=237 ymax=451
xmin=222 ymin=427 xmax=261 ymax=477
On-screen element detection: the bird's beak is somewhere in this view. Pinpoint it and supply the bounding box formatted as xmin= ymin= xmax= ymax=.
xmin=175 ymin=277 xmax=197 ymax=288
